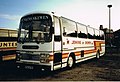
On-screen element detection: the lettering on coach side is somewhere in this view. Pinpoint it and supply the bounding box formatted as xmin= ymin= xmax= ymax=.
xmin=72 ymin=41 xmax=81 ymax=44
xmin=85 ymin=41 xmax=93 ymax=45
xmin=0 ymin=42 xmax=17 ymax=48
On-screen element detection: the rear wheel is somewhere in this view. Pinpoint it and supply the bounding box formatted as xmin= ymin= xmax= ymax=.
xmin=96 ymin=50 xmax=100 ymax=59
xmin=67 ymin=56 xmax=74 ymax=68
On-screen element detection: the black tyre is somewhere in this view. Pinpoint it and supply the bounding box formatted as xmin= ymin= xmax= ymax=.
xmin=96 ymin=50 xmax=100 ymax=59
xmin=67 ymin=56 xmax=74 ymax=68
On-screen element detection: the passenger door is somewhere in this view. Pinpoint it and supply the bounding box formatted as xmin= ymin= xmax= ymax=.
xmin=53 ymin=16 xmax=62 ymax=52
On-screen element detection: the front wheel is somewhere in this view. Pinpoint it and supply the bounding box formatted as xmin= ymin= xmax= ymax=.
xmin=67 ymin=56 xmax=74 ymax=68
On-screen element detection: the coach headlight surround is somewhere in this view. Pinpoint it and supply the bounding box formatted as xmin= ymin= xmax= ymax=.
xmin=39 ymin=53 xmax=50 ymax=63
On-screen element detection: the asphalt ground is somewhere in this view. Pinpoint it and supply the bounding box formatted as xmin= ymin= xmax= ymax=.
xmin=0 ymin=48 xmax=120 ymax=81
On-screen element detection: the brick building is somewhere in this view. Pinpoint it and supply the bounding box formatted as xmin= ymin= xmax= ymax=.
xmin=100 ymin=25 xmax=114 ymax=46
xmin=113 ymin=29 xmax=120 ymax=47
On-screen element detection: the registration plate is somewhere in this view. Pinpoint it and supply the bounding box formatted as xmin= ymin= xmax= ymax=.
xmin=25 ymin=66 xmax=34 ymax=69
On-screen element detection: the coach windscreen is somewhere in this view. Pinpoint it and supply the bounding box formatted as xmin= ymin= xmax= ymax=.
xmin=18 ymin=14 xmax=52 ymax=43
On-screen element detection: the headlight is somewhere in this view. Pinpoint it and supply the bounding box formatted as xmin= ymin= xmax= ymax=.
xmin=40 ymin=59 xmax=46 ymax=63
xmin=17 ymin=54 xmax=20 ymax=56
xmin=40 ymin=53 xmax=49 ymax=58
xmin=40 ymin=54 xmax=46 ymax=58
xmin=40 ymin=59 xmax=49 ymax=63
xmin=16 ymin=54 xmax=21 ymax=61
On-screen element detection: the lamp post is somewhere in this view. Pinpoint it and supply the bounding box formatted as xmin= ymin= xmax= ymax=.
xmin=107 ymin=5 xmax=112 ymax=46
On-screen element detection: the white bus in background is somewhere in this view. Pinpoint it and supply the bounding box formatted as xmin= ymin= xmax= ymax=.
xmin=16 ymin=12 xmax=105 ymax=71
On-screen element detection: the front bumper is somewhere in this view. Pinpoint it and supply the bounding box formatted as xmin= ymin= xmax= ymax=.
xmin=16 ymin=62 xmax=51 ymax=71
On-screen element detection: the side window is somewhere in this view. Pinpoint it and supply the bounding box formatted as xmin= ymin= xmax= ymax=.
xmin=54 ymin=16 xmax=60 ymax=35
xmin=77 ymin=23 xmax=87 ymax=38
xmin=0 ymin=29 xmax=9 ymax=37
xmin=100 ymin=30 xmax=104 ymax=40
xmin=61 ymin=17 xmax=77 ymax=37
xmin=94 ymin=29 xmax=100 ymax=40
xmin=87 ymin=27 xmax=95 ymax=39
xmin=0 ymin=29 xmax=17 ymax=37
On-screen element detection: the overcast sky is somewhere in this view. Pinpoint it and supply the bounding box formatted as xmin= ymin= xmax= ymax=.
xmin=0 ymin=0 xmax=120 ymax=31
